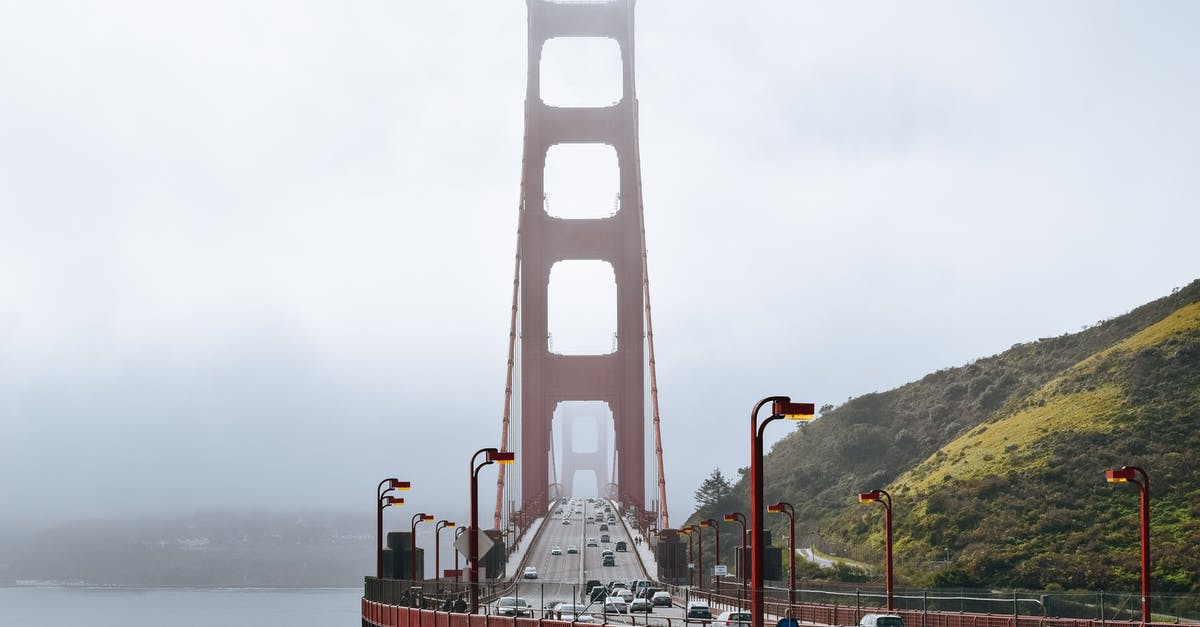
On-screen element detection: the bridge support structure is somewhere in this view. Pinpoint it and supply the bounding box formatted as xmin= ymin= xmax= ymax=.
xmin=517 ymin=0 xmax=646 ymax=514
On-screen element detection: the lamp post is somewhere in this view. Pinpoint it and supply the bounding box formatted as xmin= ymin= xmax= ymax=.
xmin=701 ymin=519 xmax=719 ymax=596
xmin=411 ymin=512 xmax=434 ymax=581
xmin=1106 ymin=466 xmax=1151 ymax=623
xmin=693 ymin=524 xmax=706 ymax=591
xmin=680 ymin=527 xmax=695 ymax=587
xmin=435 ymin=520 xmax=456 ymax=584
xmin=470 ymin=447 xmax=515 ymax=613
xmin=725 ymin=512 xmax=748 ymax=609
xmin=768 ymin=502 xmax=796 ymax=608
xmin=857 ymin=490 xmax=893 ymax=610
xmin=376 ymin=478 xmax=410 ymax=578
xmin=751 ymin=396 xmax=815 ymax=627
xmin=454 ymin=526 xmax=466 ymax=572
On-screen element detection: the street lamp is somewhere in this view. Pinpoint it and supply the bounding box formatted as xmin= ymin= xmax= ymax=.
xmin=435 ymin=519 xmax=456 ymax=585
xmin=768 ymin=502 xmax=796 ymax=608
xmin=751 ymin=396 xmax=814 ymax=627
xmin=725 ymin=512 xmax=748 ymax=609
xmin=858 ymin=490 xmax=893 ymax=610
xmin=693 ymin=524 xmax=706 ymax=591
xmin=470 ymin=447 xmax=515 ymax=613
xmin=376 ymin=478 xmax=410 ymax=578
xmin=1106 ymin=466 xmax=1151 ymax=623
xmin=680 ymin=527 xmax=695 ymax=587
xmin=701 ymin=519 xmax=719 ymax=596
xmin=411 ymin=513 xmax=435 ymax=581
xmin=454 ymin=526 xmax=466 ymax=572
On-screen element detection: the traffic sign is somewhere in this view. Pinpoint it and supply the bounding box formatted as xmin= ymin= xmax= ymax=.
xmin=453 ymin=529 xmax=495 ymax=558
xmin=713 ymin=565 xmax=728 ymax=576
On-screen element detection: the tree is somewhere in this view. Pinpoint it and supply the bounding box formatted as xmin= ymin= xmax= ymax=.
xmin=694 ymin=468 xmax=733 ymax=510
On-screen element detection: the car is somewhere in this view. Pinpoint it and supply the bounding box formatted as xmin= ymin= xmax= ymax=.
xmin=615 ymin=541 xmax=627 ymax=552
xmin=589 ymin=586 xmax=608 ymax=602
xmin=567 ymin=545 xmax=579 ymax=554
xmin=599 ymin=524 xmax=609 ymax=531
xmin=629 ymin=598 xmax=652 ymax=613
xmin=716 ymin=610 xmax=752 ymax=626
xmin=584 ymin=579 xmax=602 ymax=593
xmin=603 ymin=597 xmax=629 ymax=614
xmin=551 ymin=546 xmax=562 ymax=556
xmin=860 ymin=615 xmax=904 ymax=627
xmin=615 ymin=588 xmax=634 ymax=603
xmin=602 ymin=554 xmax=615 ymax=566
xmin=494 ymin=597 xmax=532 ymax=617
xmin=586 ymin=537 xmax=599 ymax=547
xmin=556 ymin=604 xmax=596 ymax=622
xmin=638 ymin=587 xmax=661 ymax=600
xmin=608 ymin=581 xmax=628 ymax=591
xmin=651 ymin=591 xmax=672 ymax=607
xmin=523 ymin=566 xmax=538 ymax=579
xmin=600 ymin=534 xmax=610 ymax=543
xmin=562 ymin=519 xmax=570 ymax=525
xmin=686 ymin=601 xmax=712 ymax=619
xmin=601 ymin=549 xmax=613 ymax=557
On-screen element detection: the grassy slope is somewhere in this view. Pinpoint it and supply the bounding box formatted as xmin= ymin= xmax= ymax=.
xmin=685 ymin=279 xmax=1200 ymax=593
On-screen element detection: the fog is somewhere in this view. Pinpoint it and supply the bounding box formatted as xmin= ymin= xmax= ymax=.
xmin=2 ymin=1 xmax=1198 ymax=542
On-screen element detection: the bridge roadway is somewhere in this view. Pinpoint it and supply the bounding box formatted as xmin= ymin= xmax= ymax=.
xmin=509 ymin=498 xmax=691 ymax=623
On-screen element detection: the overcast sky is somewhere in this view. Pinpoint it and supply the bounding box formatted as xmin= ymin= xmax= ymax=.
xmin=2 ymin=2 xmax=1198 ymax=532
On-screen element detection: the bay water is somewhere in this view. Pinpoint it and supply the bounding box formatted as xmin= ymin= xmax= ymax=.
xmin=0 ymin=586 xmax=363 ymax=626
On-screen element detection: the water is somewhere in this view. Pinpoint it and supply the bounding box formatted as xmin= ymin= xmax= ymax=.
xmin=0 ymin=586 xmax=363 ymax=627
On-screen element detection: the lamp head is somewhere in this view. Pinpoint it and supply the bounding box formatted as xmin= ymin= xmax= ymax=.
xmin=858 ymin=490 xmax=881 ymax=503
xmin=488 ymin=450 xmax=516 ymax=464
xmin=773 ymin=399 xmax=816 ymax=420
xmin=723 ymin=514 xmax=737 ymax=522
xmin=390 ymin=479 xmax=411 ymax=490
xmin=387 ymin=497 xmax=405 ymax=506
xmin=422 ymin=514 xmax=435 ymax=522
xmin=445 ymin=521 xmax=456 ymax=528
xmin=699 ymin=520 xmax=712 ymax=528
xmin=767 ymin=504 xmax=784 ymax=513
xmin=1106 ymin=468 xmax=1136 ymax=483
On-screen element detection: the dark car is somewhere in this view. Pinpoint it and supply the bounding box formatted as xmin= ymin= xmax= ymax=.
xmin=589 ymin=586 xmax=608 ymax=602
xmin=615 ymin=541 xmax=628 ymax=552
xmin=602 ymin=554 xmax=616 ymax=566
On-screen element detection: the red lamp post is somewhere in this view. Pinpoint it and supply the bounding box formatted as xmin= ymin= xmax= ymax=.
xmin=725 ymin=512 xmax=748 ymax=609
xmin=435 ymin=519 xmax=455 ymax=584
xmin=470 ymin=447 xmax=514 ymax=613
xmin=858 ymin=489 xmax=893 ymax=610
xmin=454 ymin=526 xmax=466 ymax=572
xmin=701 ymin=519 xmax=719 ymax=595
xmin=768 ymin=502 xmax=796 ymax=608
xmin=376 ymin=478 xmax=410 ymax=578
xmin=751 ymin=397 xmax=815 ymax=627
xmin=681 ymin=527 xmax=696 ymax=587
xmin=411 ymin=512 xmax=434 ymax=581
xmin=1106 ymin=466 xmax=1151 ymax=623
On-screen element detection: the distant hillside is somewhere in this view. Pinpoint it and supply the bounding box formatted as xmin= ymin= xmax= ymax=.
xmin=686 ymin=279 xmax=1200 ymax=593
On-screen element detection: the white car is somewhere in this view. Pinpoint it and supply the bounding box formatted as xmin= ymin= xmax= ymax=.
xmin=603 ymin=597 xmax=629 ymax=614
xmin=716 ymin=610 xmax=752 ymax=626
xmin=629 ymin=598 xmax=652 ymax=613
xmin=523 ymin=566 xmax=538 ymax=579
xmin=615 ymin=588 xmax=634 ymax=603
xmin=586 ymin=537 xmax=599 ymax=547
xmin=551 ymin=546 xmax=563 ymax=556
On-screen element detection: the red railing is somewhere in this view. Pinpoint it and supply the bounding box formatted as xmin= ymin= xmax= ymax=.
xmin=364 ymin=599 xmax=1178 ymax=627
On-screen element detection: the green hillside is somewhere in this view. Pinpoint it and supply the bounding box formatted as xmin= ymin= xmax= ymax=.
xmin=686 ymin=279 xmax=1200 ymax=594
